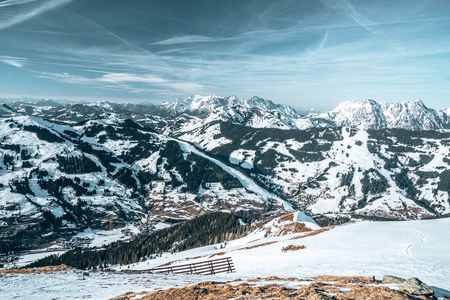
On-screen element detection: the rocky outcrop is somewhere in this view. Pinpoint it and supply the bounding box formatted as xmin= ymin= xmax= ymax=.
xmin=382 ymin=275 xmax=406 ymax=285
xmin=399 ymin=277 xmax=434 ymax=296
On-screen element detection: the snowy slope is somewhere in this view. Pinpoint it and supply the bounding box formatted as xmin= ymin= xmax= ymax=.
xmin=163 ymin=96 xmax=450 ymax=134
xmin=169 ymin=122 xmax=450 ymax=219
xmin=0 ymin=115 xmax=287 ymax=250
xmin=313 ymin=98 xmax=448 ymax=130
xmin=317 ymin=99 xmax=387 ymax=130
xmin=5 ymin=96 xmax=450 ymax=131
xmin=2 ymin=216 xmax=449 ymax=299
xmin=162 ymin=95 xmax=314 ymax=135
xmin=2 ymin=95 xmax=450 ymax=251
xmin=157 ymin=95 xmax=299 ymax=119
xmin=381 ymin=99 xmax=443 ymax=130
xmin=124 ymin=215 xmax=450 ymax=291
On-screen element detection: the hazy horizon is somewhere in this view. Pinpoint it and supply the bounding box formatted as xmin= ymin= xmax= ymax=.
xmin=3 ymin=94 xmax=450 ymax=114
xmin=1 ymin=0 xmax=449 ymax=110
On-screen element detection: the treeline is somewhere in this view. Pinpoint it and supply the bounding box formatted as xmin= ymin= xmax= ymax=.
xmin=158 ymin=141 xmax=242 ymax=192
xmin=26 ymin=212 xmax=251 ymax=270
xmin=312 ymin=215 xmax=351 ymax=227
xmin=23 ymin=125 xmax=64 ymax=143
xmin=57 ymin=155 xmax=101 ymax=174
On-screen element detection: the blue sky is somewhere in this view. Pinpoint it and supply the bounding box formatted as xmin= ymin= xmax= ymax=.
xmin=0 ymin=0 xmax=449 ymax=109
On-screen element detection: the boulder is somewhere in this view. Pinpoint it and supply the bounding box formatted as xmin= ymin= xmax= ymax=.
xmin=382 ymin=275 xmax=406 ymax=284
xmin=399 ymin=277 xmax=434 ymax=296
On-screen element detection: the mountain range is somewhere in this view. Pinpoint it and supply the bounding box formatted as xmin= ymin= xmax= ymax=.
xmin=4 ymin=95 xmax=450 ymax=131
xmin=1 ymin=95 xmax=449 ymax=251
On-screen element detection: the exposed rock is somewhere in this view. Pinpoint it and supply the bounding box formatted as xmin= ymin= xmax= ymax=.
xmin=400 ymin=277 xmax=434 ymax=296
xmin=382 ymin=275 xmax=406 ymax=284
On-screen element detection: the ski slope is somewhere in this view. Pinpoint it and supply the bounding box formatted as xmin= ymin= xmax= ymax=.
xmin=1 ymin=217 xmax=449 ymax=299
xmin=128 ymin=216 xmax=450 ymax=290
xmin=177 ymin=138 xmax=293 ymax=210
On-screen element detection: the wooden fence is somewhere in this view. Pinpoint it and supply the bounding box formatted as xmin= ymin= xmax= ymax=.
xmin=142 ymin=257 xmax=235 ymax=275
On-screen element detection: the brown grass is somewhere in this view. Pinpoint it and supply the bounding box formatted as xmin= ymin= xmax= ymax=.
xmin=290 ymin=226 xmax=334 ymax=240
xmin=279 ymin=212 xmax=294 ymax=222
xmin=240 ymin=241 xmax=277 ymax=250
xmin=0 ymin=264 xmax=72 ymax=274
xmin=186 ymin=255 xmax=206 ymax=260
xmin=310 ymin=275 xmax=379 ymax=284
xmin=281 ymin=245 xmax=306 ymax=252
xmin=111 ymin=276 xmax=426 ymax=300
xmin=247 ymin=238 xmax=260 ymax=244
xmin=209 ymin=252 xmax=225 ymax=258
xmin=278 ymin=222 xmax=312 ymax=236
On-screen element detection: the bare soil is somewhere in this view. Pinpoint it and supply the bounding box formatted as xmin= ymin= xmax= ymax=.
xmin=282 ymin=244 xmax=306 ymax=252
xmin=239 ymin=241 xmax=277 ymax=250
xmin=291 ymin=226 xmax=334 ymax=240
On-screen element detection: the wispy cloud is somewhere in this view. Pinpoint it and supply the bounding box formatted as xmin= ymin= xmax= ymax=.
xmin=151 ymin=35 xmax=236 ymax=45
xmin=0 ymin=0 xmax=449 ymax=107
xmin=321 ymin=0 xmax=415 ymax=59
xmin=329 ymin=0 xmax=378 ymax=34
xmin=0 ymin=56 xmax=27 ymax=68
xmin=318 ymin=30 xmax=329 ymax=50
xmin=0 ymin=0 xmax=40 ymax=8
xmin=37 ymin=71 xmax=205 ymax=95
xmin=98 ymin=73 xmax=166 ymax=84
xmin=0 ymin=0 xmax=73 ymax=31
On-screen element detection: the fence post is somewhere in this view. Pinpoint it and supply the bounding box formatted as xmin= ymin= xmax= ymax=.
xmin=227 ymin=258 xmax=232 ymax=273
xmin=145 ymin=257 xmax=234 ymax=275
xmin=209 ymin=261 xmax=215 ymax=275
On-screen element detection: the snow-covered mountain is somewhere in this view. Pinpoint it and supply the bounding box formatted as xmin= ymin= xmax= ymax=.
xmin=315 ymin=99 xmax=447 ymax=130
xmin=314 ymin=99 xmax=387 ymax=130
xmin=157 ymin=95 xmax=315 ymax=132
xmin=155 ymin=95 xmax=298 ymax=118
xmin=162 ymin=97 xmax=450 ymax=137
xmin=1 ymin=95 xmax=450 ymax=252
xmin=169 ymin=121 xmax=450 ymax=219
xmin=5 ymin=95 xmax=449 ymax=131
xmin=0 ymin=115 xmax=287 ymax=250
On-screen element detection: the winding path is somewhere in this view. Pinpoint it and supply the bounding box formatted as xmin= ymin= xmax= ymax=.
xmin=404 ymin=228 xmax=427 ymax=262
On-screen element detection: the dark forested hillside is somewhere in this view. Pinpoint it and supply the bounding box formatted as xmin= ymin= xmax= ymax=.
xmin=26 ymin=212 xmax=250 ymax=270
xmin=171 ymin=121 xmax=450 ymax=219
xmin=2 ymin=97 xmax=450 ymax=255
xmin=0 ymin=116 xmax=280 ymax=252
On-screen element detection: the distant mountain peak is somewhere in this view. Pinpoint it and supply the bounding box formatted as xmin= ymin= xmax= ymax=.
xmin=3 ymin=94 xmax=449 ymax=130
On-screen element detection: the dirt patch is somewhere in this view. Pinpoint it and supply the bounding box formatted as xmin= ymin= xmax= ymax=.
xmin=263 ymin=220 xmax=313 ymax=237
xmin=112 ymin=276 xmax=429 ymax=300
xmin=185 ymin=255 xmax=207 ymax=261
xmin=240 ymin=241 xmax=277 ymax=250
xmin=281 ymin=245 xmax=306 ymax=252
xmin=278 ymin=222 xmax=312 ymax=236
xmin=0 ymin=264 xmax=72 ymax=274
xmin=290 ymin=226 xmax=334 ymax=240
xmin=209 ymin=252 xmax=225 ymax=258
xmin=279 ymin=212 xmax=294 ymax=222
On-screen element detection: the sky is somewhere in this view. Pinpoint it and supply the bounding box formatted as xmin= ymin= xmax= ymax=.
xmin=0 ymin=0 xmax=449 ymax=110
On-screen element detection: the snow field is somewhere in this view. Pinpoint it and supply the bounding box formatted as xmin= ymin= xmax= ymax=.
xmin=1 ymin=215 xmax=450 ymax=299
